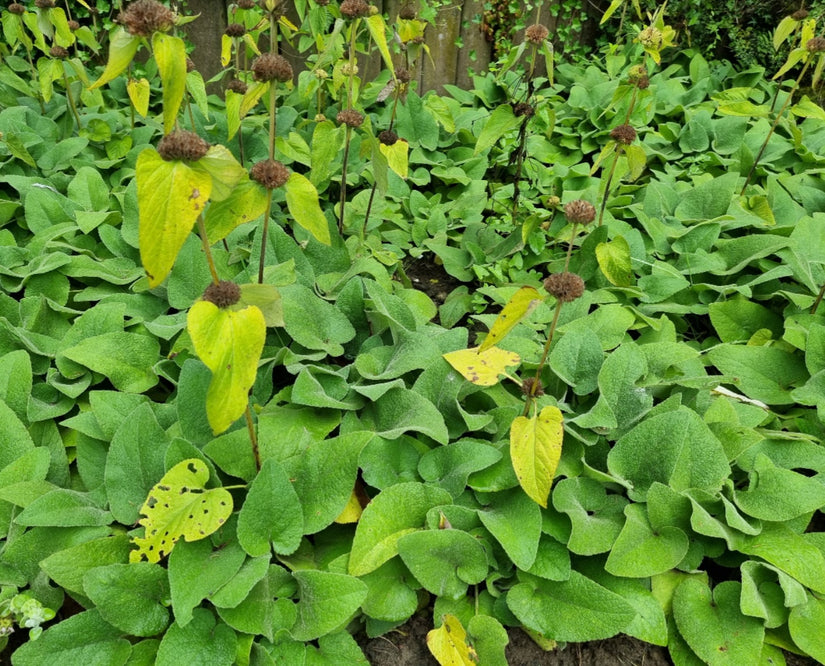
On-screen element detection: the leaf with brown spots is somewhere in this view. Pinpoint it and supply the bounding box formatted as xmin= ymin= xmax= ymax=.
xmin=130 ymin=458 xmax=233 ymax=563
xmin=443 ymin=346 xmax=521 ymax=386
xmin=479 ymin=286 xmax=542 ymax=352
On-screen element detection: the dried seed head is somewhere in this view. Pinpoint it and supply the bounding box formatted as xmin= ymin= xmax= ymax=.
xmin=545 ymin=195 xmax=561 ymax=208
xmin=610 ymin=124 xmax=637 ymax=145
xmin=237 ymin=0 xmax=255 ymax=7
xmin=119 ymin=0 xmax=176 ymax=37
xmin=186 ymin=57 xmax=196 ymax=72
xmin=340 ymin=0 xmax=370 ymax=19
xmin=521 ymin=377 xmax=544 ymax=397
xmin=636 ymin=75 xmax=650 ymax=90
xmin=68 ymin=19 xmax=80 ymax=30
xmin=225 ymin=23 xmax=245 ymax=37
xmin=564 ymin=199 xmax=596 ymax=225
xmin=399 ymin=3 xmax=416 ymax=20
xmin=396 ymin=67 xmax=412 ymax=84
xmin=251 ymin=52 xmax=293 ymax=82
xmin=157 ymin=130 xmax=210 ymax=162
xmin=627 ymin=65 xmax=647 ymax=83
xmin=49 ymin=45 xmax=69 ymax=58
xmin=226 ymin=78 xmax=248 ymax=95
xmin=337 ymin=109 xmax=364 ymax=128
xmin=34 ymin=0 xmax=55 ymax=7
xmin=513 ymin=101 xmax=535 ymax=117
xmin=544 ymin=272 xmax=585 ymax=303
xmin=203 ymin=280 xmax=241 ymax=308
xmin=250 ymin=159 xmax=290 ymax=189
xmin=379 ymin=129 xmax=398 ymax=145
xmin=8 ymin=3 xmax=25 ymax=14
xmin=315 ymin=0 xmax=330 ymax=5
xmin=792 ymin=8 xmax=809 ymax=20
xmin=525 ymin=24 xmax=549 ymax=45
xmin=807 ymin=36 xmax=825 ymax=53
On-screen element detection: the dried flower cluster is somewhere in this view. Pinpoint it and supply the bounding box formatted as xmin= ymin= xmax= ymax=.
xmin=521 ymin=377 xmax=544 ymax=397
xmin=399 ymin=3 xmax=416 ymax=20
xmin=396 ymin=67 xmax=412 ymax=84
xmin=337 ymin=109 xmax=364 ymax=128
xmin=49 ymin=46 xmax=69 ymax=59
xmin=68 ymin=19 xmax=80 ymax=30
xmin=8 ymin=3 xmax=25 ymax=14
xmin=226 ymin=79 xmax=248 ymax=95
xmin=807 ymin=37 xmax=825 ymax=53
xmin=379 ymin=129 xmax=398 ymax=145
xmin=34 ymin=0 xmax=55 ymax=8
xmin=340 ymin=0 xmax=370 ymax=19
xmin=252 ymin=53 xmax=293 ymax=82
xmin=203 ymin=281 xmax=241 ymax=308
xmin=792 ymin=8 xmax=809 ymax=20
xmin=119 ymin=0 xmax=175 ymax=37
xmin=513 ymin=102 xmax=535 ymax=118
xmin=610 ymin=124 xmax=637 ymax=145
xmin=157 ymin=130 xmax=209 ymax=162
xmin=544 ymin=272 xmax=585 ymax=303
xmin=525 ymin=24 xmax=549 ymax=45
xmin=237 ymin=0 xmax=255 ymax=8
xmin=225 ymin=23 xmax=245 ymax=38
xmin=250 ymin=160 xmax=290 ymax=189
xmin=564 ymin=199 xmax=596 ymax=225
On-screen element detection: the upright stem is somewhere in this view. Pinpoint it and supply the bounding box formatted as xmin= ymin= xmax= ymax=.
xmin=597 ymin=148 xmax=622 ymax=226
xmin=268 ymin=82 xmax=277 ymax=161
xmin=363 ymin=90 xmax=402 ymax=237
xmin=196 ymin=214 xmax=220 ymax=285
xmin=245 ymin=404 xmax=261 ymax=471
xmin=563 ymin=222 xmax=580 ymax=272
xmin=811 ymin=283 xmax=825 ymax=315
xmin=339 ymin=127 xmax=353 ymax=233
xmin=258 ymin=189 xmax=273 ymax=284
xmin=63 ymin=71 xmax=81 ymax=132
xmin=741 ymin=60 xmax=810 ymax=195
xmin=524 ymin=299 xmax=563 ymax=416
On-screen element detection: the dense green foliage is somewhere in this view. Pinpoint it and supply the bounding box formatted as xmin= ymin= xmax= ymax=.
xmin=1 ymin=1 xmax=825 ymax=665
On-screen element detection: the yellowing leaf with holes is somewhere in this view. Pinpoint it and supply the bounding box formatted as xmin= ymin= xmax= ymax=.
xmin=510 ymin=406 xmax=564 ymax=508
xmin=130 ymin=459 xmax=233 ymax=563
xmin=136 ymin=149 xmax=212 ymax=287
xmin=479 ymin=286 xmax=542 ymax=352
xmin=334 ymin=489 xmax=363 ymax=524
xmin=188 ymin=301 xmax=266 ymax=435
xmin=427 ymin=614 xmax=477 ymax=666
xmin=443 ymin=346 xmax=521 ymax=386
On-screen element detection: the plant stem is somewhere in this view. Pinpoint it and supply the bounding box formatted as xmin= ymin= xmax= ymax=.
xmin=245 ymin=404 xmax=261 ymax=471
xmin=196 ymin=214 xmax=220 ymax=285
xmin=63 ymin=71 xmax=81 ymax=132
xmin=258 ymin=189 xmax=273 ymax=284
xmin=597 ymin=147 xmax=622 ymax=226
xmin=812 ymin=283 xmax=825 ymax=315
xmin=524 ymin=298 xmax=563 ymax=416
xmin=741 ymin=59 xmax=810 ymax=195
xmin=363 ymin=89 xmax=402 ymax=237
xmin=563 ymin=222 xmax=579 ymax=272
xmin=268 ymin=81 xmax=277 ymax=161
xmin=339 ymin=126 xmax=352 ymax=233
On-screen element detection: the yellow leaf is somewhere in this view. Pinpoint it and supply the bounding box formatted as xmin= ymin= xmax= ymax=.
xmin=188 ymin=302 xmax=266 ymax=434
xmin=443 ymin=346 xmax=521 ymax=386
xmin=127 ymin=77 xmax=150 ymax=117
xmin=479 ymin=286 xmax=542 ymax=352
xmin=379 ymin=139 xmax=409 ymax=179
xmin=427 ymin=615 xmax=477 ymax=666
xmin=510 ymin=406 xmax=564 ymax=508
xmin=334 ymin=489 xmax=363 ymax=524
xmin=130 ymin=459 xmax=233 ymax=563
xmin=136 ymin=149 xmax=212 ymax=287
xmin=152 ymin=33 xmax=187 ymax=135
xmin=220 ymin=33 xmax=232 ymax=67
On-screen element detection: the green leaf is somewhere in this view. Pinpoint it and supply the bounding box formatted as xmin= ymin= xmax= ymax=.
xmin=204 ymin=178 xmax=268 ymax=245
xmin=15 ymin=489 xmax=111 ymax=526
xmin=673 ymin=579 xmax=764 ymax=665
xmin=40 ymin=535 xmax=132 ymax=597
xmin=605 ymin=503 xmax=689 ymax=577
xmin=292 ymin=570 xmax=368 ymax=641
xmin=309 ymin=121 xmax=345 ymax=186
xmin=709 ymin=298 xmax=783 ymax=343
xmin=188 ymin=302 xmax=266 ymax=434
xmin=478 ymin=487 xmax=542 ymax=570
xmin=365 ymin=14 xmax=395 ymax=76
xmin=398 ymin=529 xmax=487 ymax=600
xmin=360 ymin=558 xmax=419 ymax=622
xmin=596 ymin=235 xmax=633 ymax=287
xmin=89 ymin=27 xmax=140 ymax=89
xmin=418 ymin=439 xmax=502 ymax=498
xmin=152 ymin=33 xmax=187 ymax=134
xmin=130 ymin=459 xmax=234 ymax=563
xmin=738 ymin=523 xmax=825 ymax=593
xmin=510 ymin=405 xmax=563 ymax=508
xmin=0 ymin=398 xmax=35 ymax=470
xmin=474 ymin=104 xmax=522 ymax=155
xmin=349 ymin=482 xmax=452 ymax=576
xmin=60 ymin=331 xmax=160 ymax=394
xmin=191 ymin=145 xmax=246 ymax=203
xmin=136 ymin=148 xmax=211 ymax=287
xmin=467 ymin=614 xmax=508 ymax=666
xmin=552 ymin=477 xmax=627 ymax=555
xmin=11 ymin=610 xmax=131 ymax=666
xmin=168 ymin=537 xmax=246 ymax=627
xmin=209 ymin=555 xmax=270 ymax=609
xmin=216 ymin=569 xmax=293 ymax=641
xmin=284 ymin=172 xmax=331 ymax=245
xmin=789 ymin=594 xmax=825 ymax=663
xmin=507 ymin=571 xmax=636 ymax=641
xmin=360 ymin=386 xmax=449 ymax=444
xmin=83 ymin=563 xmax=170 ymax=637
xmin=607 ymin=407 xmax=731 ymax=499
xmin=237 ymin=458 xmax=303 ymax=557
xmin=427 ymin=614 xmax=476 ymax=666
xmin=280 ymin=283 xmax=356 ymax=356
xmin=733 ymin=453 xmax=825 ymax=521
xmin=479 ymin=286 xmax=542 ymax=352
xmin=548 ymin=329 xmax=603 ymax=395
xmin=708 ymin=344 xmax=808 ymax=405
xmin=104 ymin=404 xmax=169 ymax=525
xmin=155 ymin=608 xmax=236 ymax=666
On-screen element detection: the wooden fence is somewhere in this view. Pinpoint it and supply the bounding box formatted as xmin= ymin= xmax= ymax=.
xmin=185 ymin=1 xmax=605 ymax=94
